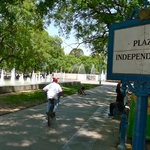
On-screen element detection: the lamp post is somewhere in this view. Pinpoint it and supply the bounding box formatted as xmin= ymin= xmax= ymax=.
xmin=99 ymin=64 xmax=102 ymax=85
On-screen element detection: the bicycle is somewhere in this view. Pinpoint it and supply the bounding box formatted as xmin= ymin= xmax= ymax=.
xmin=47 ymin=112 xmax=53 ymax=126
xmin=47 ymin=98 xmax=55 ymax=126
xmin=47 ymin=96 xmax=61 ymax=126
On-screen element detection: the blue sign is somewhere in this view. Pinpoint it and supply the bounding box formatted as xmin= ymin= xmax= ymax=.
xmin=107 ymin=19 xmax=150 ymax=81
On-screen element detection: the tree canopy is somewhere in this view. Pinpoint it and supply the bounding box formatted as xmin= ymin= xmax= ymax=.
xmin=1 ymin=0 xmax=145 ymax=74
xmin=0 ymin=0 xmax=65 ymax=74
xmin=37 ymin=0 xmax=145 ymax=55
xmin=69 ymin=48 xmax=84 ymax=57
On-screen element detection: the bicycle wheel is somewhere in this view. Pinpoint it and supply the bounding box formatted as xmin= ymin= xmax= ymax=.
xmin=47 ymin=98 xmax=54 ymax=126
xmin=48 ymin=112 xmax=51 ymax=126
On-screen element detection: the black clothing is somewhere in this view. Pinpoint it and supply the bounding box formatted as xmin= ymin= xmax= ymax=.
xmin=109 ymin=82 xmax=124 ymax=115
xmin=116 ymin=92 xmax=124 ymax=103
xmin=109 ymin=101 xmax=124 ymax=115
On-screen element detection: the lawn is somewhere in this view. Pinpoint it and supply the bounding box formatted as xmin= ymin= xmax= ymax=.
xmin=1 ymin=84 xmax=99 ymax=106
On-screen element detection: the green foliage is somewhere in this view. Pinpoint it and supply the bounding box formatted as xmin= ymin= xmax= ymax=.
xmin=0 ymin=0 xmax=43 ymax=71
xmin=0 ymin=0 xmax=146 ymax=63
xmin=69 ymin=48 xmax=84 ymax=57
xmin=0 ymin=0 xmax=66 ymax=73
xmin=37 ymin=0 xmax=144 ymax=55
xmin=0 ymin=0 xmax=131 ymax=73
xmin=4 ymin=90 xmax=45 ymax=105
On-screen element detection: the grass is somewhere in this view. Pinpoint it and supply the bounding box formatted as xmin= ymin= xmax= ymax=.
xmin=2 ymin=84 xmax=99 ymax=106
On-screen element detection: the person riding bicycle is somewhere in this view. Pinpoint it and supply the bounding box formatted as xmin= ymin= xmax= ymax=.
xmin=43 ymin=77 xmax=63 ymax=117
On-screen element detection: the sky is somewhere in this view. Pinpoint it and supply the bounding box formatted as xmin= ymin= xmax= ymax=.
xmin=45 ymin=24 xmax=91 ymax=56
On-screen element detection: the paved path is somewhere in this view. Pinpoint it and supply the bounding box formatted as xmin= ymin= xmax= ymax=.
xmin=0 ymin=82 xmax=120 ymax=150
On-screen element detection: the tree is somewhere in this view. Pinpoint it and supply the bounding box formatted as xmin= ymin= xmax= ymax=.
xmin=0 ymin=0 xmax=67 ymax=75
xmin=0 ymin=0 xmax=43 ymax=70
xmin=36 ymin=34 xmax=65 ymax=73
xmin=91 ymin=53 xmax=107 ymax=73
xmin=37 ymin=0 xmax=143 ymax=55
xmin=1 ymin=0 xmax=144 ymax=56
xmin=0 ymin=0 xmax=144 ymax=74
xmin=79 ymin=56 xmax=94 ymax=74
xmin=63 ymin=55 xmax=81 ymax=73
xmin=69 ymin=48 xmax=84 ymax=57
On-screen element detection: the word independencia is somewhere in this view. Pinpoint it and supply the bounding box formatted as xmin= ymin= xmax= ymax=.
xmin=116 ymin=52 xmax=150 ymax=60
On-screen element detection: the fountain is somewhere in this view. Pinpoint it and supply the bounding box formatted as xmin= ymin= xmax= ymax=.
xmin=10 ymin=68 xmax=15 ymax=85
xmin=0 ymin=66 xmax=101 ymax=94
xmin=26 ymin=77 xmax=31 ymax=83
xmin=63 ymin=72 xmax=65 ymax=82
xmin=70 ymin=64 xmax=79 ymax=73
xmin=78 ymin=64 xmax=86 ymax=74
xmin=0 ymin=68 xmax=52 ymax=86
xmin=38 ymin=72 xmax=41 ymax=83
xmin=77 ymin=64 xmax=86 ymax=81
xmin=90 ymin=64 xmax=95 ymax=74
xmin=89 ymin=64 xmax=96 ymax=80
xmin=44 ymin=73 xmax=52 ymax=83
xmin=101 ymin=70 xmax=106 ymax=81
xmin=19 ymin=73 xmax=24 ymax=84
xmin=0 ymin=68 xmax=54 ymax=93
xmin=31 ymin=71 xmax=35 ymax=83
xmin=0 ymin=69 xmax=5 ymax=85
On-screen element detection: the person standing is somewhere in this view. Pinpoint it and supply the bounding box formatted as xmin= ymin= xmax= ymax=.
xmin=43 ymin=77 xmax=62 ymax=117
xmin=109 ymin=81 xmax=125 ymax=116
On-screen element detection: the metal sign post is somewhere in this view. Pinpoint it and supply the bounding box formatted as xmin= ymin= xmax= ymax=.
xmin=107 ymin=1 xmax=150 ymax=149
xmin=122 ymin=81 xmax=150 ymax=150
xmin=133 ymin=92 xmax=148 ymax=150
xmin=99 ymin=64 xmax=102 ymax=85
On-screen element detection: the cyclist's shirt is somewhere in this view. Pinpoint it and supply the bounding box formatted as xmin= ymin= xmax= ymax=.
xmin=43 ymin=82 xmax=62 ymax=100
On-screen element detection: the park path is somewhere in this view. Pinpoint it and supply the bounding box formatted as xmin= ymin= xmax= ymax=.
xmin=0 ymin=82 xmax=120 ymax=150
